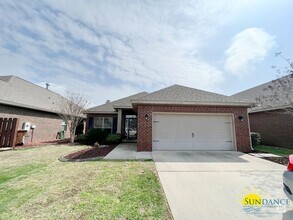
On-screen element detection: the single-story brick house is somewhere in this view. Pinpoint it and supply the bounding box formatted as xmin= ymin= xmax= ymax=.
xmin=85 ymin=85 xmax=253 ymax=152
xmin=0 ymin=75 xmax=70 ymax=144
xmin=232 ymin=74 xmax=293 ymax=149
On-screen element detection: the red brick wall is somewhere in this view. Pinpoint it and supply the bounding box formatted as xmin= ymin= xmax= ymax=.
xmin=249 ymin=111 xmax=293 ymax=149
xmin=0 ymin=104 xmax=70 ymax=143
xmin=137 ymin=105 xmax=252 ymax=152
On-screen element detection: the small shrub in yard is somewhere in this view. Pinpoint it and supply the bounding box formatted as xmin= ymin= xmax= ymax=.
xmin=251 ymin=132 xmax=261 ymax=146
xmin=105 ymin=133 xmax=121 ymax=143
xmin=87 ymin=128 xmax=109 ymax=145
xmin=76 ymin=134 xmax=88 ymax=144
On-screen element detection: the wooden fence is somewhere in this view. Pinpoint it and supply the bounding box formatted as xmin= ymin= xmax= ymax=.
xmin=0 ymin=118 xmax=19 ymax=148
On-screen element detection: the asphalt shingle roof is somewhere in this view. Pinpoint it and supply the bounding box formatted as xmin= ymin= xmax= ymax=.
xmin=232 ymin=80 xmax=276 ymax=102
xmin=132 ymin=85 xmax=252 ymax=106
xmin=0 ymin=75 xmax=64 ymax=113
xmin=232 ymin=74 xmax=293 ymax=111
xmin=84 ymin=92 xmax=148 ymax=113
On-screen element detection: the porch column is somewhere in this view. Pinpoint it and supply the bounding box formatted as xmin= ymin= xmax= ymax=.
xmin=117 ymin=109 xmax=122 ymax=133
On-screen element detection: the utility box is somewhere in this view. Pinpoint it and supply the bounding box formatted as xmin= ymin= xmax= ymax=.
xmin=22 ymin=122 xmax=31 ymax=131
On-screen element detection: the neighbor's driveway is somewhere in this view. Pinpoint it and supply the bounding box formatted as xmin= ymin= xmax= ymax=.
xmin=152 ymin=151 xmax=293 ymax=220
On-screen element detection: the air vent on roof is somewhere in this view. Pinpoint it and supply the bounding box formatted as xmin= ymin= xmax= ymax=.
xmin=106 ymin=100 xmax=110 ymax=104
xmin=46 ymin=82 xmax=50 ymax=90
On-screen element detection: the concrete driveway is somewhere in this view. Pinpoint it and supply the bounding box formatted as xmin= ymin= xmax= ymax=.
xmin=152 ymin=151 xmax=293 ymax=220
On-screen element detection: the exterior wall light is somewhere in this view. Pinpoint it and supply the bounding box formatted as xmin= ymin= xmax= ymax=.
xmin=145 ymin=114 xmax=148 ymax=121
xmin=238 ymin=115 xmax=244 ymax=122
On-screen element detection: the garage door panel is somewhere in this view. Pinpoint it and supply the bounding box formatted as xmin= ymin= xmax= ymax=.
xmin=153 ymin=140 xmax=196 ymax=151
xmin=195 ymin=131 xmax=232 ymax=140
xmin=154 ymin=130 xmax=192 ymax=139
xmin=153 ymin=141 xmax=233 ymax=151
xmin=153 ymin=113 xmax=234 ymax=151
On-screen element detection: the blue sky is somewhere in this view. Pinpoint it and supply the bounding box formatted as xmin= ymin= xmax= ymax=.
xmin=0 ymin=0 xmax=292 ymax=107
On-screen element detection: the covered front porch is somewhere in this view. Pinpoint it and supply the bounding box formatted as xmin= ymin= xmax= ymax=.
xmin=116 ymin=109 xmax=137 ymax=140
xmin=86 ymin=109 xmax=138 ymax=141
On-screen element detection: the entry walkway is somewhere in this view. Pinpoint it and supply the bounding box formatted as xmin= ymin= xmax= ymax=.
xmin=103 ymin=143 xmax=152 ymax=160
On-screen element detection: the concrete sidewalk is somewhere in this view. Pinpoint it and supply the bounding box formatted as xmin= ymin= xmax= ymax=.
xmin=103 ymin=143 xmax=152 ymax=160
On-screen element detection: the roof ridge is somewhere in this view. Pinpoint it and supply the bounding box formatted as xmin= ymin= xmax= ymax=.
xmin=11 ymin=75 xmax=65 ymax=98
xmin=1 ymin=75 xmax=65 ymax=98
xmin=108 ymin=92 xmax=148 ymax=105
xmin=134 ymin=84 xmax=240 ymax=101
xmin=131 ymin=84 xmax=252 ymax=106
xmin=85 ymin=91 xmax=148 ymax=111
xmin=0 ymin=75 xmax=66 ymax=113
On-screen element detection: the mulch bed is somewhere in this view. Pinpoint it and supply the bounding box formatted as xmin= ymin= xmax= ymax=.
xmin=64 ymin=145 xmax=117 ymax=160
xmin=260 ymin=156 xmax=289 ymax=166
xmin=252 ymin=150 xmax=289 ymax=166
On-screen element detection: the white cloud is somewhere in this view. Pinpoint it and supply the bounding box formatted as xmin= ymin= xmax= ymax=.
xmin=0 ymin=0 xmax=272 ymax=106
xmin=224 ymin=28 xmax=275 ymax=76
xmin=35 ymin=1 xmax=235 ymax=90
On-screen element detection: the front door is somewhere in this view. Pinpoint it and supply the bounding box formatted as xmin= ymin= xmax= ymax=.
xmin=125 ymin=115 xmax=137 ymax=140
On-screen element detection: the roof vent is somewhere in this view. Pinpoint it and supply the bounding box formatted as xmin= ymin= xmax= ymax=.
xmin=106 ymin=100 xmax=110 ymax=104
xmin=46 ymin=82 xmax=50 ymax=90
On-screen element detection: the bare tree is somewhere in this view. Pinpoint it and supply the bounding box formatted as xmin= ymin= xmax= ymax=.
xmin=58 ymin=92 xmax=89 ymax=145
xmin=256 ymin=52 xmax=293 ymax=116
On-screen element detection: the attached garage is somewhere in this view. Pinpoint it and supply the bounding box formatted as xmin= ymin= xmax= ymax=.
xmin=152 ymin=113 xmax=235 ymax=151
xmin=131 ymin=84 xmax=253 ymax=152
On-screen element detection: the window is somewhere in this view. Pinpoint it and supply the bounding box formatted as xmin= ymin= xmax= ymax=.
xmin=94 ymin=117 xmax=113 ymax=132
xmin=94 ymin=117 xmax=103 ymax=128
xmin=103 ymin=117 xmax=112 ymax=128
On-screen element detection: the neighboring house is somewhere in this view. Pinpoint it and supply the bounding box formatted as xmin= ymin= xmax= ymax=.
xmin=85 ymin=85 xmax=253 ymax=152
xmin=232 ymin=75 xmax=293 ymax=149
xmin=0 ymin=75 xmax=69 ymax=143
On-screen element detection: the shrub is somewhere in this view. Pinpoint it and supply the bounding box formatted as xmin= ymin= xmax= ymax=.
xmin=76 ymin=134 xmax=88 ymax=144
xmin=75 ymin=122 xmax=84 ymax=136
xmin=251 ymin=132 xmax=261 ymax=146
xmin=106 ymin=133 xmax=122 ymax=143
xmin=87 ymin=128 xmax=109 ymax=145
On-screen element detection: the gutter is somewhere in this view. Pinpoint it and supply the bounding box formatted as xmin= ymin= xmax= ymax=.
xmin=1 ymin=100 xmax=86 ymax=118
xmin=83 ymin=111 xmax=118 ymax=114
xmin=0 ymin=100 xmax=60 ymax=115
xmin=248 ymin=104 xmax=293 ymax=113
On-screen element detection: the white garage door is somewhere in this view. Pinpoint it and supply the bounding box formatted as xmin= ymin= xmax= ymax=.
xmin=152 ymin=113 xmax=234 ymax=151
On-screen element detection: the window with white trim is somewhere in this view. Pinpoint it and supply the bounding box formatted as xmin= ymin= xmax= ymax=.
xmin=93 ymin=117 xmax=113 ymax=131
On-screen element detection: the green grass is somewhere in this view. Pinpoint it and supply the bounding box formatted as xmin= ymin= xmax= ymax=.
xmin=253 ymin=145 xmax=293 ymax=157
xmin=79 ymin=163 xmax=166 ymax=219
xmin=0 ymin=163 xmax=46 ymax=185
xmin=0 ymin=145 xmax=171 ymax=219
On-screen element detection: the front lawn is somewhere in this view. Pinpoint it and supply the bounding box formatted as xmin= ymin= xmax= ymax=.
xmin=0 ymin=145 xmax=171 ymax=219
xmin=253 ymin=145 xmax=293 ymax=157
